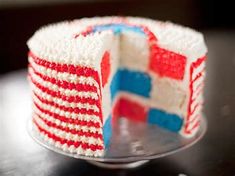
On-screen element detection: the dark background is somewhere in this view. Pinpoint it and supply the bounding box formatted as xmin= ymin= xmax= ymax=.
xmin=0 ymin=0 xmax=234 ymax=74
xmin=1 ymin=1 xmax=235 ymax=176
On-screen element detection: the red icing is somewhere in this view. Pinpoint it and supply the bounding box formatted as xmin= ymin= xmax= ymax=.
xmin=29 ymin=65 xmax=98 ymax=93
xmin=149 ymin=45 xmax=186 ymax=80
xmin=29 ymin=74 xmax=101 ymax=108
xmin=74 ymin=26 xmax=93 ymax=38
xmin=100 ymin=51 xmax=111 ymax=87
xmin=185 ymin=120 xmax=200 ymax=134
xmin=35 ymin=113 xmax=102 ymax=139
xmin=29 ymin=51 xmax=101 ymax=84
xmin=112 ymin=97 xmax=148 ymax=122
xmin=33 ymin=101 xmax=101 ymax=128
xmin=29 ymin=51 xmax=104 ymax=124
xmin=192 ymin=69 xmax=205 ymax=83
xmin=193 ymin=84 xmax=204 ymax=99
xmin=189 ymin=103 xmax=203 ymax=116
xmin=140 ymin=25 xmax=158 ymax=43
xmin=33 ymin=118 xmax=103 ymax=151
xmin=33 ymin=91 xmax=101 ymax=117
xmin=185 ymin=55 xmax=206 ymax=134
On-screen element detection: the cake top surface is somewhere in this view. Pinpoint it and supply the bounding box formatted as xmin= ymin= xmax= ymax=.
xmin=27 ymin=16 xmax=207 ymax=67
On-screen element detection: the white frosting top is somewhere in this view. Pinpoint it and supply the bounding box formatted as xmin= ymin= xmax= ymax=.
xmin=27 ymin=16 xmax=207 ymax=69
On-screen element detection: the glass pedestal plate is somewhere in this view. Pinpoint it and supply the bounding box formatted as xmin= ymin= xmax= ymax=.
xmin=28 ymin=116 xmax=207 ymax=169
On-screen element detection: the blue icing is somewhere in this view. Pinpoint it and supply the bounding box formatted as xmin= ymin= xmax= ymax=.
xmin=110 ymin=70 xmax=120 ymax=101
xmin=119 ymin=68 xmax=151 ymax=98
xmin=92 ymin=24 xmax=145 ymax=35
xmin=103 ymin=115 xmax=112 ymax=147
xmin=110 ymin=69 xmax=152 ymax=101
xmin=148 ymin=108 xmax=183 ymax=132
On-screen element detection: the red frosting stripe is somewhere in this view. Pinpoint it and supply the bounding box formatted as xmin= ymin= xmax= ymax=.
xmin=140 ymin=25 xmax=158 ymax=43
xmin=28 ymin=51 xmax=101 ymax=85
xmin=33 ymin=91 xmax=101 ymax=116
xmin=33 ymin=118 xmax=103 ymax=151
xmin=149 ymin=44 xmax=186 ymax=80
xmin=29 ymin=65 xmax=98 ymax=93
xmin=29 ymin=74 xmax=101 ymax=107
xmin=192 ymin=56 xmax=206 ymax=68
xmin=192 ymin=69 xmax=205 ymax=83
xmin=184 ymin=120 xmax=200 ymax=134
xmin=189 ymin=103 xmax=203 ymax=116
xmin=33 ymin=101 xmax=101 ymax=128
xmin=185 ymin=55 xmax=207 ymax=134
xmin=101 ymin=51 xmax=111 ymax=88
xmin=35 ymin=113 xmax=102 ymax=139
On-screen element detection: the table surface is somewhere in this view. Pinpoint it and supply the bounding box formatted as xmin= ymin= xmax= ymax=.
xmin=1 ymin=31 xmax=235 ymax=176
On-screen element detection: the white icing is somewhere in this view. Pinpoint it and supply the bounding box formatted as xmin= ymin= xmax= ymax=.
xmin=32 ymin=94 xmax=100 ymax=123
xmin=31 ymin=82 xmax=100 ymax=112
xmin=27 ymin=17 xmax=207 ymax=66
xmin=192 ymin=85 xmax=204 ymax=100
xmin=34 ymin=115 xmax=103 ymax=145
xmin=127 ymin=17 xmax=207 ymax=61
xmin=190 ymin=95 xmax=203 ymax=113
xmin=192 ymin=62 xmax=206 ymax=80
xmin=180 ymin=124 xmax=200 ymax=138
xmin=29 ymin=56 xmax=100 ymax=88
xmin=33 ymin=123 xmax=104 ymax=156
xmin=190 ymin=104 xmax=202 ymax=118
xmin=188 ymin=111 xmax=201 ymax=124
xmin=33 ymin=105 xmax=102 ymax=133
xmin=192 ymin=76 xmax=204 ymax=92
xmin=184 ymin=118 xmax=200 ymax=132
xmin=29 ymin=68 xmax=99 ymax=100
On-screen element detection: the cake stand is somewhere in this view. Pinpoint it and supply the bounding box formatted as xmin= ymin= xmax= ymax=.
xmin=28 ymin=116 xmax=207 ymax=169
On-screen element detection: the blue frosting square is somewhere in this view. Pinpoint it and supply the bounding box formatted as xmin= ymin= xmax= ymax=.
xmin=103 ymin=115 xmax=112 ymax=147
xmin=148 ymin=108 xmax=183 ymax=132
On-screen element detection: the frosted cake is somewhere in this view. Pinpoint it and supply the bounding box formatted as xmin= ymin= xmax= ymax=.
xmin=27 ymin=17 xmax=207 ymax=157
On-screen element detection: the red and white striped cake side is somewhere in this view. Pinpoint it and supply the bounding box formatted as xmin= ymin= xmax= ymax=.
xmin=183 ymin=56 xmax=206 ymax=137
xmin=28 ymin=51 xmax=105 ymax=156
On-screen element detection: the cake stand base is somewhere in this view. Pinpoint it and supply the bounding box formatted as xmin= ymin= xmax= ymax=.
xmin=28 ymin=115 xmax=207 ymax=169
xmin=86 ymin=160 xmax=149 ymax=169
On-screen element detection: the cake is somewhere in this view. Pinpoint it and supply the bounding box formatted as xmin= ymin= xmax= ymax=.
xmin=27 ymin=16 xmax=207 ymax=157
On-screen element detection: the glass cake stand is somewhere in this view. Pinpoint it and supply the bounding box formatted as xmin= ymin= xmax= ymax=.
xmin=28 ymin=115 xmax=207 ymax=169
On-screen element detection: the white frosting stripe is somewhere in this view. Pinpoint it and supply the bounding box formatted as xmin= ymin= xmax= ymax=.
xmin=33 ymin=104 xmax=101 ymax=126
xmin=191 ymin=97 xmax=203 ymax=114
xmin=190 ymin=103 xmax=202 ymax=117
xmin=185 ymin=118 xmax=200 ymax=131
xmin=31 ymin=83 xmax=100 ymax=113
xmin=192 ymin=84 xmax=204 ymax=100
xmin=192 ymin=63 xmax=205 ymax=81
xmin=181 ymin=124 xmax=200 ymax=138
xmin=29 ymin=56 xmax=100 ymax=88
xmin=32 ymin=94 xmax=100 ymax=119
xmin=33 ymin=115 xmax=103 ymax=145
xmin=29 ymin=68 xmax=99 ymax=100
xmin=33 ymin=105 xmax=102 ymax=133
xmin=192 ymin=76 xmax=204 ymax=92
xmin=32 ymin=87 xmax=100 ymax=112
xmin=33 ymin=123 xmax=103 ymax=156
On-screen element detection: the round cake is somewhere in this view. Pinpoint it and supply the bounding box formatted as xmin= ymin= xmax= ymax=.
xmin=27 ymin=16 xmax=207 ymax=157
